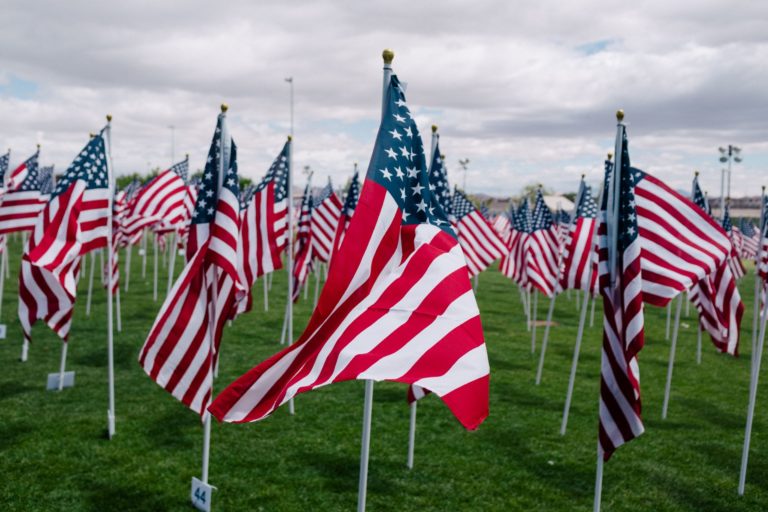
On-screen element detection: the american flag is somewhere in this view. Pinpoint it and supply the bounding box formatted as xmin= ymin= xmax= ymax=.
xmin=310 ymin=178 xmax=343 ymax=263
xmin=139 ymin=112 xmax=243 ymax=416
xmin=739 ymin=219 xmax=759 ymax=259
xmin=0 ymin=149 xmax=10 ymax=187
xmin=560 ymin=183 xmax=598 ymax=292
xmin=176 ymin=177 xmax=200 ymax=250
xmin=722 ymin=205 xmax=746 ymax=279
xmin=8 ymin=148 xmax=39 ymax=191
xmin=451 ymin=188 xmax=506 ymax=277
xmin=688 ymin=261 xmax=743 ymax=355
xmin=759 ymin=197 xmax=768 ymax=280
xmin=292 ymin=182 xmax=314 ymax=302
xmin=428 ymin=142 xmax=452 ymax=218
xmin=526 ymin=189 xmax=560 ymax=297
xmin=501 ymin=200 xmax=531 ymax=286
xmin=493 ymin=211 xmax=511 ymax=239
xmin=329 ymin=170 xmax=360 ymax=265
xmin=209 ymin=74 xmax=490 ymax=430
xmin=0 ymin=153 xmax=46 ymax=234
xmin=238 ymin=141 xmax=289 ymax=286
xmin=691 ymin=173 xmax=711 ymax=216
xmin=555 ymin=208 xmax=572 ymax=248
xmin=39 ymin=166 xmax=54 ymax=197
xmin=121 ymin=156 xmax=189 ymax=244
xmin=18 ymin=131 xmax=110 ymax=345
xmin=598 ymin=124 xmax=645 ymax=460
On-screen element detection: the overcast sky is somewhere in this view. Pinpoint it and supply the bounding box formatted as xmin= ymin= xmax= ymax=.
xmin=1 ymin=0 xmax=766 ymax=197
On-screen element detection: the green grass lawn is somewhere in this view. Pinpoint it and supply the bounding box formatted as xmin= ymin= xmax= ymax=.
xmin=2 ymin=235 xmax=768 ymax=511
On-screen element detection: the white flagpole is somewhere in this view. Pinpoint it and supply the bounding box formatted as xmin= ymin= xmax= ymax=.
xmin=125 ymin=245 xmax=132 ymax=292
xmin=99 ymin=241 xmax=105 ymax=284
xmin=263 ymin=275 xmax=269 ymax=311
xmin=595 ymin=110 xmax=625 ymax=512
xmin=86 ymin=250 xmax=96 ymax=316
xmin=665 ymin=301 xmax=671 ymax=340
xmin=3 ymin=244 xmax=8 ymax=279
xmin=752 ymin=186 xmax=765 ymax=372
xmin=531 ymin=290 xmax=538 ymax=353
xmin=57 ymin=342 xmax=68 ymax=391
xmin=537 ymin=178 xmax=587 ymax=385
xmin=561 ymin=170 xmax=607 ymax=434
xmin=141 ymin=228 xmax=147 ymax=279
xmin=105 ymin=114 xmax=116 ymax=439
xmin=285 ymin=73 xmax=296 ymax=416
xmin=0 ymin=241 xmax=6 ymax=318
xmin=167 ymin=231 xmax=177 ymax=297
xmin=661 ymin=294 xmax=683 ymax=419
xmin=153 ymin=232 xmax=158 ymax=301
xmin=696 ymin=323 xmax=703 ymax=364
xmin=738 ymin=288 xmax=768 ymax=494
xmin=357 ymin=47 xmax=393 ymax=512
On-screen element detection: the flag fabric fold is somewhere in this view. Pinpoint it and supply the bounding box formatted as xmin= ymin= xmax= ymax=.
xmin=210 ymin=74 xmax=490 ymax=430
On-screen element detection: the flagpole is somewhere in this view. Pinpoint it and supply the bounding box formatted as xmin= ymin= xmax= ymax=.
xmin=357 ymin=47 xmax=394 ymax=512
xmin=665 ymin=301 xmax=672 ymax=340
xmin=86 ymin=249 xmax=96 ymax=315
xmin=141 ymin=228 xmax=147 ymax=279
xmin=263 ymin=276 xmax=269 ymax=311
xmin=530 ymin=290 xmax=538 ymax=353
xmin=153 ymin=232 xmax=158 ymax=301
xmin=739 ymin=286 xmax=768 ymax=494
xmin=752 ymin=186 xmax=765 ymax=372
xmin=167 ymin=231 xmax=177 ymax=296
xmin=661 ymin=294 xmax=683 ymax=419
xmin=0 ymin=239 xmax=6 ymax=319
xmin=125 ymin=245 xmax=132 ymax=292
xmin=105 ymin=114 xmax=116 ymax=439
xmin=537 ymin=177 xmax=586 ymax=385
xmin=285 ymin=74 xmax=296 ymax=415
xmin=561 ymin=170 xmax=607 ymax=434
xmin=595 ymin=110 xmax=626 ymax=512
xmin=405 ymin=123 xmax=440 ymax=467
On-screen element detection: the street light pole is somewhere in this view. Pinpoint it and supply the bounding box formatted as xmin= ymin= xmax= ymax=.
xmin=459 ymin=158 xmax=470 ymax=191
xmin=719 ymin=144 xmax=743 ymax=215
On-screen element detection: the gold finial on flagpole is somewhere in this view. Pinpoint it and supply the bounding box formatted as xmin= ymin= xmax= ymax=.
xmin=695 ymin=171 xmax=699 ymax=177
xmin=581 ymin=173 xmax=586 ymax=179
xmin=431 ymin=125 xmax=438 ymax=133
xmin=287 ymin=135 xmax=292 ymax=142
xmin=36 ymin=143 xmax=40 ymax=150
xmin=616 ymin=109 xmax=624 ymax=122
xmin=441 ymin=154 xmax=445 ymax=161
xmin=382 ymin=49 xmax=394 ymax=64
xmin=89 ymin=133 xmax=95 ymax=139
xmin=221 ymin=104 xmax=229 ymax=113
xmin=607 ymin=152 xmax=613 ymax=161
xmin=106 ymin=114 xmax=112 ymax=122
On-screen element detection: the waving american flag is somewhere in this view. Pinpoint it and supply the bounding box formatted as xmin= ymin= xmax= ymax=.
xmin=527 ymin=189 xmax=560 ymax=297
xmin=451 ymin=188 xmax=506 ymax=277
xmin=139 ymin=111 xmax=243 ymax=416
xmin=560 ymin=182 xmax=598 ymax=293
xmin=292 ymin=181 xmax=314 ymax=301
xmin=311 ymin=178 xmax=342 ymax=263
xmin=722 ymin=205 xmax=746 ymax=279
xmin=18 ymin=131 xmax=110 ymax=345
xmin=8 ymin=148 xmax=39 ymax=191
xmin=210 ymin=74 xmax=490 ymax=430
xmin=0 ymin=153 xmax=46 ymax=234
xmin=329 ymin=170 xmax=360 ymax=265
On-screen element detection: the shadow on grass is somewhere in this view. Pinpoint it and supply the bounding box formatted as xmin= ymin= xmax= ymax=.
xmin=84 ymin=480 xmax=176 ymax=512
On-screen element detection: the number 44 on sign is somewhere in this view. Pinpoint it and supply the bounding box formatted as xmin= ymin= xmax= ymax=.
xmin=191 ymin=477 xmax=215 ymax=512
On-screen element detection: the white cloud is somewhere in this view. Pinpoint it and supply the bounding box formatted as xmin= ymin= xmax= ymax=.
xmin=0 ymin=0 xmax=766 ymax=197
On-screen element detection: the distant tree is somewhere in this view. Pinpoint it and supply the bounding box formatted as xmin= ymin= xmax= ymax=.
xmin=239 ymin=177 xmax=253 ymax=188
xmin=519 ymin=183 xmax=554 ymax=202
xmin=562 ymin=192 xmax=577 ymax=203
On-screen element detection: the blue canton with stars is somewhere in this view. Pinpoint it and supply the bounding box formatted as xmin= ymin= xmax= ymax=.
xmin=367 ymin=75 xmax=454 ymax=236
xmin=169 ymin=157 xmax=189 ymax=183
xmin=342 ymin=171 xmax=360 ymax=216
xmin=192 ymin=115 xmax=239 ymax=224
xmin=16 ymin=156 xmax=42 ymax=192
xmin=558 ymin=209 xmax=571 ymax=224
xmin=428 ymin=141 xmax=452 ymax=218
xmin=722 ymin=204 xmax=734 ymax=234
xmin=53 ymin=131 xmax=109 ymax=199
xmin=740 ymin=218 xmax=755 ymax=238
xmin=515 ymin=199 xmax=531 ymax=233
xmin=451 ymin=188 xmax=478 ymax=221
xmin=122 ymin=178 xmax=141 ymax=203
xmin=39 ymin=166 xmax=54 ymax=195
xmin=531 ymin=189 xmax=554 ymax=232
xmin=313 ymin=178 xmax=335 ymax=208
xmin=255 ymin=141 xmax=290 ymax=204
xmin=576 ymin=185 xmax=597 ymax=219
xmin=505 ymin=203 xmax=516 ymax=226
xmin=240 ymin=184 xmax=256 ymax=210
xmin=0 ymin=150 xmax=9 ymax=183
xmin=610 ymin=128 xmax=640 ymax=253
xmin=691 ymin=175 xmax=711 ymax=216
